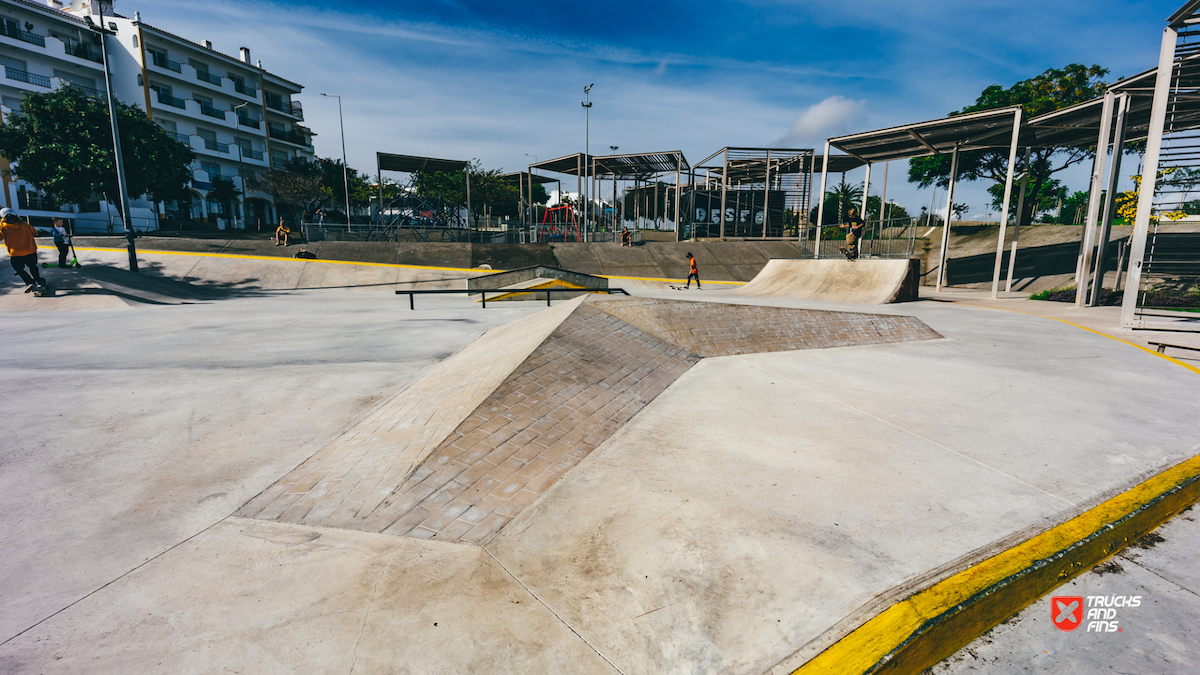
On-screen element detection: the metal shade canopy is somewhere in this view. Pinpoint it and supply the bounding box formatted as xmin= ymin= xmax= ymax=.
xmin=376 ymin=152 xmax=470 ymax=174
xmin=829 ymin=106 xmax=1025 ymax=162
xmin=500 ymin=171 xmax=558 ymax=185
xmin=530 ymin=151 xmax=688 ymax=178
xmin=808 ymin=154 xmax=867 ymax=174
xmin=528 ymin=153 xmax=598 ymax=177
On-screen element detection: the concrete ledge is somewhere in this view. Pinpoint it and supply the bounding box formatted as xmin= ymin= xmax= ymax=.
xmin=793 ymin=452 xmax=1200 ymax=675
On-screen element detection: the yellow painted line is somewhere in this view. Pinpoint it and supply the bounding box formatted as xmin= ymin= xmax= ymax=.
xmin=598 ymin=273 xmax=745 ymax=286
xmin=794 ymin=300 xmax=1200 ymax=674
xmin=796 ymin=452 xmax=1200 ymax=674
xmin=955 ymin=301 xmax=1200 ymax=376
xmin=51 ymin=245 xmax=502 ymax=274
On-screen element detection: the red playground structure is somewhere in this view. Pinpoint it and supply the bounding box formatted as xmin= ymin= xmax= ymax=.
xmin=539 ymin=204 xmax=582 ymax=242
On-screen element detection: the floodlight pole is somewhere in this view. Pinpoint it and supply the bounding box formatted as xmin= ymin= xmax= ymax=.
xmin=321 ymin=93 xmax=352 ymax=232
xmin=814 ymin=140 xmax=830 ymax=257
xmin=88 ymin=13 xmax=137 ymax=272
xmin=1091 ymin=93 xmax=1130 ymax=306
xmin=582 ymin=84 xmax=593 ymax=233
xmin=233 ymin=102 xmax=250 ymax=229
xmin=610 ymin=146 xmax=618 ymax=231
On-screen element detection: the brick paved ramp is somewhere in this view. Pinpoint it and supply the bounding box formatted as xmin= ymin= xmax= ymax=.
xmin=734 ymin=258 xmax=920 ymax=304
xmin=239 ymin=296 xmax=941 ymax=543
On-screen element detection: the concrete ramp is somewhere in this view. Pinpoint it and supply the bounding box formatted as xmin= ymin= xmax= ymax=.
xmin=733 ymin=257 xmax=920 ymax=304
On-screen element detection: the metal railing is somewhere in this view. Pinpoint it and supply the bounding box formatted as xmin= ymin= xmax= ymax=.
xmin=5 ymin=67 xmax=50 ymax=87
xmin=396 ymin=287 xmax=630 ymax=310
xmin=64 ymin=81 xmax=104 ymax=98
xmin=265 ymin=97 xmax=303 ymax=119
xmin=237 ymin=114 xmax=260 ymax=129
xmin=268 ymin=127 xmax=310 ymax=146
xmin=801 ymin=217 xmax=920 ymax=259
xmin=64 ymin=42 xmax=103 ymax=63
xmin=1 ymin=24 xmax=45 ymax=47
xmin=167 ymin=131 xmax=191 ymax=144
xmin=196 ymin=70 xmax=222 ymax=86
xmin=200 ymin=103 xmax=226 ymax=119
xmin=151 ymin=53 xmax=182 ymax=73
xmin=234 ymin=81 xmax=257 ymax=97
xmin=156 ymin=90 xmax=185 ymax=108
xmin=240 ymin=147 xmax=264 ymax=160
xmin=204 ymin=139 xmax=230 ymax=153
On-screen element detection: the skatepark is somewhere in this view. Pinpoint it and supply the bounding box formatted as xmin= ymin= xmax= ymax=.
xmin=1 ymin=242 xmax=1197 ymax=674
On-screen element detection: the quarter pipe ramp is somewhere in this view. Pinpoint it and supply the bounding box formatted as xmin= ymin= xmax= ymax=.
xmin=732 ymin=258 xmax=920 ymax=304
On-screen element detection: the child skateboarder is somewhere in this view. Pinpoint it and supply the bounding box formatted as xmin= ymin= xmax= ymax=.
xmin=275 ymin=218 xmax=291 ymax=246
xmin=0 ymin=208 xmax=46 ymax=292
xmin=839 ymin=207 xmax=866 ymax=261
xmin=685 ymin=252 xmax=701 ymax=289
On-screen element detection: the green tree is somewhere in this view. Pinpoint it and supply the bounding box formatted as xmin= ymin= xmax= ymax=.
xmin=246 ymin=158 xmax=327 ymax=225
xmin=317 ymin=157 xmax=373 ymax=217
xmin=908 ymin=64 xmax=1109 ymax=231
xmin=208 ymin=176 xmax=241 ymax=223
xmin=413 ymin=162 xmax=519 ymax=226
xmin=0 ymin=86 xmax=194 ymax=216
xmin=809 ymin=180 xmax=863 ymax=225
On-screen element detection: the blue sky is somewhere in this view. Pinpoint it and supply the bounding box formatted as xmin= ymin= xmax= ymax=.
xmin=145 ymin=0 xmax=1176 ymax=219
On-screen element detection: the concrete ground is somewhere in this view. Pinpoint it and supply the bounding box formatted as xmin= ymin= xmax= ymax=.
xmin=1 ymin=249 xmax=1197 ymax=674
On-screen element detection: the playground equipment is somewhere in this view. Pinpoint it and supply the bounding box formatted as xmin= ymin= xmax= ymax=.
xmin=539 ymin=204 xmax=582 ymax=242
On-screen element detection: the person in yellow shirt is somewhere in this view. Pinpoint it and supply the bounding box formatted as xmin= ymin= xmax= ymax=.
xmin=0 ymin=208 xmax=45 ymax=291
xmin=274 ymin=218 xmax=290 ymax=246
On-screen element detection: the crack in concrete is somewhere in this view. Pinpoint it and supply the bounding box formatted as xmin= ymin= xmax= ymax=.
xmin=348 ymin=546 xmax=399 ymax=675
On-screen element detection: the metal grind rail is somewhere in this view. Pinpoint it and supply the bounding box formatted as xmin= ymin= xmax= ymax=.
xmin=396 ymin=288 xmax=630 ymax=309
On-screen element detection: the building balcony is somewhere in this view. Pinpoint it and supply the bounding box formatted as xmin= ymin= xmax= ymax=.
xmin=62 ymin=81 xmax=105 ymax=98
xmin=237 ymin=114 xmax=261 ymax=129
xmin=0 ymin=24 xmax=45 ymax=47
xmin=265 ymin=98 xmax=303 ymax=120
xmin=200 ymin=103 xmax=227 ymax=120
xmin=204 ymin=139 xmax=230 ymax=153
xmin=268 ymin=127 xmax=312 ymax=148
xmin=234 ymin=81 xmax=257 ymax=98
xmin=151 ymin=53 xmax=183 ymax=73
xmin=240 ymin=147 xmax=265 ymax=160
xmin=156 ymin=90 xmax=186 ymax=108
xmin=5 ymin=67 xmax=51 ymax=88
xmin=167 ymin=131 xmax=191 ymax=144
xmin=64 ymin=42 xmax=103 ymax=64
xmin=196 ymin=70 xmax=222 ymax=86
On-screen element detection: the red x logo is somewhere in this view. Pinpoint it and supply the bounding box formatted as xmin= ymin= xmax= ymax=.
xmin=1052 ymin=596 xmax=1084 ymax=631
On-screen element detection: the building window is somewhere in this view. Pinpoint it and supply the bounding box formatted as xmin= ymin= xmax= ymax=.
xmin=201 ymin=162 xmax=221 ymax=181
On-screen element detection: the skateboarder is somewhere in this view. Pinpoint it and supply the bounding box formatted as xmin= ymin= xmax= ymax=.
xmin=620 ymin=227 xmax=631 ymax=247
xmin=684 ymin=252 xmax=701 ymax=289
xmin=0 ymin=208 xmax=46 ymax=292
xmin=840 ymin=207 xmax=866 ymax=261
xmin=275 ymin=218 xmax=290 ymax=246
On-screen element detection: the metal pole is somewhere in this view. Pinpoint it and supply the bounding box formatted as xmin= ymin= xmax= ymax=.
xmin=1122 ymin=25 xmax=1176 ymax=327
xmin=675 ymin=157 xmax=681 ymax=241
xmin=991 ymin=108 xmax=1023 ymax=298
xmin=582 ymin=85 xmax=592 ymax=231
xmin=464 ymin=165 xmax=471 ymax=232
xmin=936 ymin=145 xmax=960 ymax=292
xmin=1076 ymin=91 xmax=1116 ymax=307
xmin=763 ymin=150 xmax=771 ymax=239
xmin=91 ymin=14 xmax=137 ymax=272
xmin=719 ymin=148 xmax=729 ymax=239
xmin=233 ymin=102 xmax=249 ymax=230
xmin=878 ymin=160 xmax=889 ymax=254
xmin=1091 ymin=93 xmax=1130 ymax=307
xmin=814 ymin=141 xmax=830 ymax=257
xmin=1005 ymin=149 xmax=1032 ymax=293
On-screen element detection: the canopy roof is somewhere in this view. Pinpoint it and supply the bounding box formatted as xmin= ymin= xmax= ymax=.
xmin=530 ymin=151 xmax=688 ymax=178
xmin=829 ymin=107 xmax=1023 ymax=163
xmin=810 ymin=154 xmax=867 ymax=174
xmin=500 ymin=171 xmax=559 ymax=185
xmin=377 ymin=153 xmax=470 ymax=174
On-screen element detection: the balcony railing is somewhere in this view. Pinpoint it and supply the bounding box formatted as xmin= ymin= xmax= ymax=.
xmin=151 ymin=53 xmax=182 ymax=73
xmin=64 ymin=81 xmax=105 ymax=98
xmin=1 ymin=24 xmax=45 ymax=47
xmin=5 ymin=67 xmax=51 ymax=88
xmin=167 ymin=131 xmax=191 ymax=144
xmin=204 ymin=139 xmax=230 ymax=153
xmin=265 ymin=98 xmax=303 ymax=119
xmin=156 ymin=90 xmax=186 ymax=108
xmin=268 ymin=127 xmax=311 ymax=147
xmin=200 ymin=103 xmax=227 ymax=119
xmin=234 ymin=81 xmax=257 ymax=97
xmin=64 ymin=42 xmax=103 ymax=63
xmin=241 ymin=147 xmax=264 ymax=160
xmin=237 ymin=115 xmax=261 ymax=129
xmin=17 ymin=191 xmax=58 ymax=211
xmin=196 ymin=70 xmax=222 ymax=86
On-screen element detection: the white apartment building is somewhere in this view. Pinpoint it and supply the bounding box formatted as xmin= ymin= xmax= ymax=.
xmin=0 ymin=0 xmax=315 ymax=232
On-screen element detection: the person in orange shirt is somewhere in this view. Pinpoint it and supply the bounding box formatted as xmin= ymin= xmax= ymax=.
xmin=684 ymin=251 xmax=701 ymax=289
xmin=0 ymin=208 xmax=45 ymax=292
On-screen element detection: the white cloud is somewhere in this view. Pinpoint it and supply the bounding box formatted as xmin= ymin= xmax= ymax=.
xmin=775 ymin=96 xmax=868 ymax=148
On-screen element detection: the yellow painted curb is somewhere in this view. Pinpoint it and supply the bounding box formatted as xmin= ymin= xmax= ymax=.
xmin=795 ymin=454 xmax=1200 ymax=675
xmin=598 ymin=273 xmax=745 ymax=286
xmin=50 ymin=245 xmax=502 ymax=274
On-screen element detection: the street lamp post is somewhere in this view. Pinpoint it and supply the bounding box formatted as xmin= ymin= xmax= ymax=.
xmin=321 ymin=93 xmax=352 ymax=232
xmin=582 ymin=84 xmax=593 ymax=233
xmin=86 ymin=13 xmax=137 ymax=272
xmin=523 ymin=153 xmax=537 ymax=231
xmin=233 ymin=102 xmax=249 ymax=230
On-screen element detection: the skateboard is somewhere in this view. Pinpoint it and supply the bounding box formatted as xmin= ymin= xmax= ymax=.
xmin=838 ymin=246 xmax=856 ymax=262
xmin=42 ymin=260 xmax=81 ymax=268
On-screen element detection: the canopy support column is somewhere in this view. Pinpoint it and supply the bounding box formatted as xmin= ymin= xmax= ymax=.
xmin=991 ymin=108 xmax=1023 ymax=298
xmin=878 ymin=160 xmax=889 ymax=255
xmin=936 ymin=144 xmax=960 ymax=292
xmin=763 ymin=150 xmax=771 ymax=239
xmin=814 ymin=140 xmax=830 ymax=258
xmin=1077 ymin=91 xmax=1116 ymax=307
xmin=1006 ymin=148 xmax=1032 ymax=292
xmin=719 ymin=149 xmax=729 ymax=239
xmin=1091 ymin=93 xmax=1131 ymax=307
